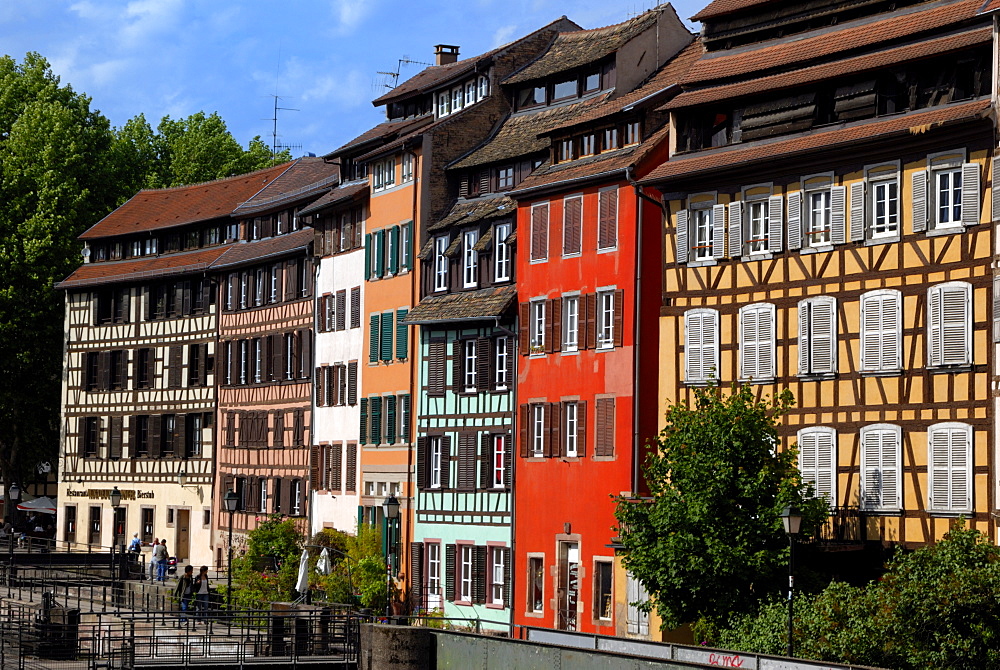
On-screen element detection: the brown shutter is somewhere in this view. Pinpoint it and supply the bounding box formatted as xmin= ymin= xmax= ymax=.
xmin=519 ymin=405 xmax=529 ymax=458
xmin=198 ymin=344 xmax=208 ymax=385
xmin=564 ymin=196 xmax=582 ymax=255
xmin=294 ymin=408 xmax=305 ymax=446
xmin=445 ymin=544 xmax=456 ymax=601
xmin=347 ymin=361 xmax=358 ymax=405
xmin=316 ymin=367 xmax=326 ymax=407
xmin=428 ymin=341 xmax=446 ymax=395
xmin=503 ymin=433 xmax=513 ymax=487
xmin=476 ymin=338 xmax=490 ymax=392
xmin=440 ymin=435 xmax=452 ymax=489
xmin=310 ymin=445 xmax=321 ymax=491
xmin=410 ymin=542 xmax=424 ymax=609
xmin=452 ymin=341 xmax=464 ymax=392
xmin=518 ymin=302 xmax=530 ymax=355
xmin=479 ymin=432 xmax=491 ymax=490
xmin=149 ymin=415 xmax=162 ymax=457
xmin=577 ymin=401 xmax=588 ymax=457
xmin=332 ymin=442 xmax=343 ymax=491
xmin=472 ymin=545 xmax=487 ymax=604
xmin=336 ymin=290 xmax=347 ymax=331
xmin=168 ymin=346 xmax=182 ymax=388
xmin=270 ymin=334 xmax=282 ymax=380
xmin=502 ymin=547 xmax=512 ymax=608
xmin=543 ymin=403 xmax=556 ymax=458
xmin=457 ymin=433 xmax=475 ymax=491
xmin=416 ymin=436 xmax=428 ymax=489
xmin=551 ymin=298 xmax=562 ymax=352
xmin=613 ymin=288 xmax=624 ymax=347
xmin=175 ymin=414 xmax=187 ymax=457
xmin=300 ymin=329 xmax=312 ymax=379
xmin=596 ymin=397 xmax=615 ymax=457
xmin=98 ymin=351 xmax=110 ymax=390
xmin=544 ymin=300 xmax=556 ymax=354
xmin=274 ymin=411 xmax=285 ymax=448
xmin=584 ymin=293 xmax=597 ymax=350
xmin=109 ymin=416 xmax=123 ymax=459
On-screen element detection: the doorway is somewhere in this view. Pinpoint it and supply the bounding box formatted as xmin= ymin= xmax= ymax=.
xmin=557 ymin=542 xmax=579 ymax=631
xmin=175 ymin=509 xmax=190 ymax=562
xmin=113 ymin=507 xmax=126 ymax=550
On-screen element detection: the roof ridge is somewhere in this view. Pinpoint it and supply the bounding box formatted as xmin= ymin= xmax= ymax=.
xmin=132 ymin=159 xmax=297 ymax=195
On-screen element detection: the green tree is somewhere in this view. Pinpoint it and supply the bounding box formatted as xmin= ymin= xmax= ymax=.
xmin=614 ymin=384 xmax=828 ymax=630
xmin=317 ymin=524 xmax=387 ymax=609
xmin=224 ymin=516 xmax=304 ymax=611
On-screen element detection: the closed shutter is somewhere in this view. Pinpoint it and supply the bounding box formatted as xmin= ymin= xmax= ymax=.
xmin=613 ymin=289 xmax=624 ymax=348
xmin=711 ymin=204 xmax=726 ymax=259
xmin=336 ymin=291 xmax=347 ymax=331
xmin=347 ymin=361 xmax=358 ymax=405
xmin=273 ymin=411 xmax=285 ymax=448
xmin=929 ymin=424 xmax=971 ymax=511
xmin=416 ymin=436 xmax=427 ymax=490
xmin=380 ymin=313 xmax=393 ymax=361
xmin=97 ymin=351 xmax=110 ymax=391
xmin=598 ymin=189 xmax=618 ymax=250
xmin=396 ymin=309 xmax=408 ymax=359
xmin=928 ymin=283 xmax=971 ymax=367
xmin=849 ymin=181 xmax=866 ymax=242
xmin=439 ymin=435 xmax=451 ymax=489
xmin=563 ymin=195 xmax=582 ymax=255
xmin=149 ymin=415 xmax=162 ymax=457
xmin=109 ymin=416 xmax=123 ymax=459
xmin=518 ymin=303 xmax=530 ymax=354
xmin=472 ymin=545 xmax=488 ymax=604
xmin=675 ymin=209 xmax=688 ymax=263
xmin=799 ymin=298 xmax=836 ymax=375
xmin=595 ymin=398 xmax=615 ymax=457
xmin=457 ymin=433 xmax=476 ymax=490
xmin=331 ymin=442 xmax=343 ymax=491
xmin=369 ymin=315 xmax=379 ymax=363
xmin=476 ymin=338 xmax=490 ymax=392
xmin=740 ymin=304 xmax=774 ymax=380
xmin=685 ymin=309 xmax=719 ymax=383
xmin=410 ymin=542 xmax=424 ymax=609
xmin=577 ymin=401 xmax=588 ymax=458
xmin=728 ymin=200 xmax=743 ymax=258
xmin=860 ymin=291 xmax=900 ymax=372
xmin=787 ymin=192 xmax=802 ymax=250
xmin=797 ymin=428 xmax=835 ymax=503
xmin=351 ymin=287 xmax=361 ymax=328
xmin=912 ymin=170 xmax=927 ymax=233
xmin=370 ymin=397 xmax=382 ymax=445
xmin=389 ymin=225 xmax=400 ymax=274
xmin=961 ymin=162 xmax=980 ymax=226
xmin=830 ymin=186 xmax=846 ymax=244
xmin=345 ymin=442 xmax=357 ymax=492
xmin=168 ymin=346 xmax=182 ymax=388
xmin=862 ymin=426 xmax=900 ymax=510
xmin=445 ymin=544 xmax=456 ymax=601
xmin=359 ymin=398 xmax=368 ymax=445
xmin=531 ymin=204 xmax=548 ymax=261
xmin=767 ymin=195 xmax=784 ymax=252
xmin=428 ymin=341 xmax=446 ymax=396
xmin=385 ymin=395 xmax=397 ymax=444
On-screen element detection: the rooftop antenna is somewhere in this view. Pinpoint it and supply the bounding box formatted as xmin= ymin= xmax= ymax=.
xmin=269 ymin=44 xmax=301 ymax=158
xmin=375 ymin=55 xmax=434 ymax=93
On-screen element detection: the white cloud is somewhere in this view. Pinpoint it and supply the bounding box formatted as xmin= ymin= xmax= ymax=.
xmin=491 ymin=24 xmax=516 ymax=47
xmin=119 ymin=0 xmax=185 ymax=48
xmin=330 ymin=0 xmax=373 ymax=35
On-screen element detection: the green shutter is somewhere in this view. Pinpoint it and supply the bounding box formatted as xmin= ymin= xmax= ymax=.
xmin=396 ymin=308 xmax=408 ymax=359
xmin=400 ymin=394 xmax=411 ymax=442
xmin=375 ymin=230 xmax=385 ymax=278
xmin=359 ymin=398 xmax=368 ymax=445
xmin=370 ymin=396 xmax=383 ymax=445
xmin=369 ymin=314 xmax=379 ymax=363
xmin=364 ymin=233 xmax=372 ymax=281
xmin=380 ymin=312 xmax=393 ymax=361
xmin=389 ymin=226 xmax=400 ymax=274
xmin=386 ymin=395 xmax=397 ymax=444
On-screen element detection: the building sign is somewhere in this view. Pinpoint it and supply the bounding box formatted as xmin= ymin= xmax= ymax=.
xmin=65 ymin=489 xmax=154 ymax=500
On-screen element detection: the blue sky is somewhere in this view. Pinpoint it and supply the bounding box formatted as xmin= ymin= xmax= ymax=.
xmin=0 ymin=0 xmax=704 ymax=158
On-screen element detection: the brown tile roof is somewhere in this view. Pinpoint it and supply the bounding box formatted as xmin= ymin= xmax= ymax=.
xmin=232 ymin=158 xmax=339 ymax=215
xmin=504 ymin=7 xmax=665 ymax=85
xmin=402 ymin=285 xmax=517 ymax=324
xmin=449 ymin=98 xmax=603 ymax=170
xmin=297 ymin=180 xmax=369 ymax=216
xmin=665 ymin=25 xmax=991 ymax=110
xmin=325 ymin=116 xmax=432 ymax=159
xmin=212 ymin=228 xmax=313 ymax=270
xmin=355 ymin=109 xmax=484 ymax=163
xmin=683 ymin=0 xmax=984 ymax=85
xmin=58 ymin=246 xmax=232 ymax=289
xmin=642 ymin=98 xmax=991 ymax=185
xmin=691 ymin=0 xmax=783 ymax=21
xmin=427 ymin=196 xmax=516 ymax=233
xmin=980 ymin=0 xmax=1000 ymax=12
xmin=80 ymin=163 xmax=294 ymax=240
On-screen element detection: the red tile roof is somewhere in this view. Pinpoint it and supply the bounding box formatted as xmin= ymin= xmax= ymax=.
xmin=298 ymin=180 xmax=369 ymax=216
xmin=232 ymin=157 xmax=339 ymax=216
xmin=665 ymin=25 xmax=991 ymax=110
xmin=642 ymin=99 xmax=991 ymax=184
xmin=683 ymin=0 xmax=983 ymax=84
xmin=978 ymin=0 xmax=1000 ymax=12
xmin=80 ymin=163 xmax=294 ymax=240
xmin=691 ymin=0 xmax=783 ymax=21
xmin=58 ymin=246 xmax=233 ymax=288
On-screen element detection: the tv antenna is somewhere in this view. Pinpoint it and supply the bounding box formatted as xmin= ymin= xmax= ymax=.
xmin=269 ymin=45 xmax=301 ymax=158
xmin=375 ymin=55 xmax=433 ymax=93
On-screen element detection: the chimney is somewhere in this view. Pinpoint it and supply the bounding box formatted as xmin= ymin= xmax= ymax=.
xmin=434 ymin=45 xmax=460 ymax=66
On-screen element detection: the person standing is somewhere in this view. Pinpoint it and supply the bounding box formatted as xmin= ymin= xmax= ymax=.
xmin=128 ymin=533 xmax=142 ymax=553
xmin=174 ymin=565 xmax=194 ymax=627
xmin=153 ymin=540 xmax=169 ymax=582
xmin=148 ymin=538 xmax=160 ymax=581
xmin=193 ymin=565 xmax=211 ymax=628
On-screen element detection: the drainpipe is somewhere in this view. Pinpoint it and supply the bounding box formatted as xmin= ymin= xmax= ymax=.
xmin=626 ymin=166 xmax=666 ymax=496
xmin=406 ymin=149 xmax=420 ymax=569
xmin=497 ymin=312 xmax=517 ymax=635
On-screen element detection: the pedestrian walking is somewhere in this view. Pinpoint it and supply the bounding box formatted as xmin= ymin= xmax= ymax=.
xmin=174 ymin=565 xmax=194 ymax=627
xmin=128 ymin=533 xmax=142 ymax=553
xmin=154 ymin=540 xmax=169 ymax=582
xmin=148 ymin=538 xmax=160 ymax=581
xmin=193 ymin=565 xmax=211 ymax=628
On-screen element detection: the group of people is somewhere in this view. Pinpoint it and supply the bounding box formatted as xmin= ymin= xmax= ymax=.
xmin=127 ymin=533 xmax=172 ymax=581
xmin=0 ymin=514 xmax=55 ymax=548
xmin=126 ymin=533 xmax=213 ymax=627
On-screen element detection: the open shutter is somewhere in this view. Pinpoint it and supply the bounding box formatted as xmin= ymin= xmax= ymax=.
xmin=310 ymin=445 xmax=321 ymax=492
xmin=849 ymin=181 xmax=866 ymax=242
xmin=728 ymin=200 xmax=743 ymax=258
xmin=797 ymin=301 xmax=809 ymax=376
xmin=472 ymin=545 xmax=488 ymax=604
xmin=359 ymin=398 xmax=367 ymax=445
xmin=584 ymin=293 xmax=597 ymax=350
xmin=712 ymin=204 xmax=726 ymax=259
xmin=395 ymin=309 xmax=408 ymax=359
xmin=364 ymin=233 xmax=372 ymax=279
xmin=912 ymin=170 xmax=927 ymax=233
xmin=519 ymin=302 xmax=530 ymax=355
xmin=503 ymin=433 xmax=512 ymax=487
xmin=502 ymin=547 xmax=512 ymax=608
xmin=767 ymin=195 xmax=784 ymax=252
xmin=452 ymin=341 xmax=464 ymax=392
xmin=347 ymin=361 xmax=358 ymax=405
xmin=410 ymin=543 xmax=424 ymax=609
xmin=546 ymin=403 xmax=559 ymax=458
xmin=445 ymin=544 xmax=456 ymax=601
xmin=440 ymin=435 xmax=451 ymax=489
xmin=577 ymin=401 xmax=588 ymax=458
xmin=613 ymin=289 xmax=624 ymax=347
xmin=961 ymin=162 xmax=981 ymax=226
xmin=675 ymin=209 xmax=688 ymax=264
xmin=994 ymin=276 xmax=1000 ymax=344
xmin=380 ymin=313 xmax=393 ymax=361
xmin=740 ymin=307 xmax=759 ymax=380
xmin=416 ymin=436 xmax=427 ymax=489
xmin=830 ymin=186 xmax=846 ymax=244
xmin=389 ymin=225 xmax=400 ymax=274
xmin=993 ymin=156 xmax=1000 ymax=223
xmin=550 ymin=298 xmax=562 ymax=353
xmin=476 ymin=338 xmax=490 ymax=392
xmin=369 ymin=315 xmax=379 ymax=363
xmin=519 ymin=405 xmax=530 ymax=458
xmin=400 ymin=394 xmax=411 ymax=442
xmin=786 ymin=192 xmax=802 ymax=251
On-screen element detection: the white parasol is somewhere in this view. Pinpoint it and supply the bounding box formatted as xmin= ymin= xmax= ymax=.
xmin=16 ymin=496 xmax=54 ymax=513
xmin=315 ymin=547 xmax=331 ymax=576
xmin=294 ymin=549 xmax=310 ymax=593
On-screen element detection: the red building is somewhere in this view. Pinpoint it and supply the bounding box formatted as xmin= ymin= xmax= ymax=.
xmin=509 ymin=11 xmax=696 ymax=634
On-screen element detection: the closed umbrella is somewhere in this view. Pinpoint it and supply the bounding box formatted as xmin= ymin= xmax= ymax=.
xmin=295 ymin=549 xmax=310 ymax=594
xmin=316 ymin=548 xmax=331 ymax=576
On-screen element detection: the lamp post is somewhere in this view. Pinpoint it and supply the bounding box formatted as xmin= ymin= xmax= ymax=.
xmin=7 ymin=482 xmax=19 ymax=597
xmin=382 ymin=494 xmax=400 ymax=619
xmin=779 ymin=505 xmax=803 ymax=658
xmin=109 ymin=486 xmax=122 ymax=610
xmin=223 ymin=488 xmax=239 ymax=611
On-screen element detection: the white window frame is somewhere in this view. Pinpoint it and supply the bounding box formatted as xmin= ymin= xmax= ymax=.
xmin=531 ymin=404 xmax=544 ymax=457
xmin=292 ymin=480 xmax=302 ymax=515
xmin=490 ymin=546 xmax=504 ymax=605
xmin=564 ymin=402 xmax=578 ymax=457
xmin=494 ymin=222 xmax=511 ymax=282
xmin=596 ymin=289 xmax=614 ymax=350
xmin=798 ymin=296 xmax=837 ymax=376
xmin=529 ymin=300 xmax=546 ymax=354
xmin=253 ymin=339 xmax=262 ymax=383
xmin=465 ymin=81 xmax=476 ymax=106
xmin=239 ymin=339 xmax=249 ymax=385
xmin=438 ymin=92 xmax=450 ymax=117
xmin=859 ymin=289 xmax=902 ymax=374
xmin=270 ymin=265 xmax=279 ymax=303
xmin=477 ymin=75 xmax=489 ymax=99
xmin=284 ymin=333 xmax=294 ymax=380
xmin=259 ymin=479 xmax=268 ymax=512
xmin=427 ymin=542 xmax=442 ymax=604
xmin=401 ymin=152 xmax=415 ymax=183
xmin=429 ymin=437 xmax=442 ymax=488
xmin=433 ymin=236 xmax=449 ymax=292
xmin=739 ymin=303 xmax=776 ymax=382
xmin=462 ymin=230 xmax=479 ymax=288
xmin=463 ymin=339 xmax=477 ymax=392
xmin=797 ymin=427 xmax=836 ymax=504
xmin=927 ymin=422 xmax=973 ymax=513
xmin=859 ymin=423 xmax=902 ymax=512
xmin=684 ymin=308 xmax=719 ymax=384
xmin=494 ymin=336 xmax=509 ymax=390
xmin=562 ymin=295 xmax=579 ymax=352
xmin=805 ymin=188 xmax=832 ymax=248
xmin=451 ymin=86 xmax=464 ymax=112
xmin=927 ymin=281 xmax=972 ymax=368
xmin=870 ymin=177 xmax=899 ymax=239
xmin=934 ymin=167 xmax=964 ymax=228
xmin=491 ymin=434 xmax=505 ymax=488
xmin=459 ymin=544 xmax=474 ymax=602
xmin=691 ymin=208 xmax=713 ymax=261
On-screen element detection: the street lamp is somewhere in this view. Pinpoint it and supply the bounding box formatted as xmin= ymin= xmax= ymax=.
xmin=7 ymin=482 xmax=20 ymax=597
xmin=109 ymin=486 xmax=122 ymax=610
xmin=382 ymin=494 xmax=400 ymax=619
xmin=780 ymin=505 xmax=803 ymax=658
xmin=223 ymin=488 xmax=239 ymax=611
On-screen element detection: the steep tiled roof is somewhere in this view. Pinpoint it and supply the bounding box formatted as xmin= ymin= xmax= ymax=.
xmin=642 ymin=99 xmax=991 ymax=184
xmin=449 ymin=98 xmax=602 ymax=170
xmin=691 ymin=0 xmax=782 ymax=21
xmin=427 ymin=196 xmax=516 ymax=233
xmin=232 ymin=158 xmax=339 ymax=215
xmin=58 ymin=246 xmax=232 ymax=288
xmin=212 ymin=228 xmax=313 ymax=270
xmin=683 ymin=0 xmax=983 ymax=85
xmin=402 ymin=285 xmax=517 ymax=324
xmin=79 ymin=163 xmax=293 ymax=240
xmin=325 ymin=116 xmax=432 ymax=159
xmin=505 ymin=8 xmax=664 ymax=85
xmin=665 ymin=26 xmax=990 ymax=110
xmin=298 ymin=180 xmax=369 ymax=216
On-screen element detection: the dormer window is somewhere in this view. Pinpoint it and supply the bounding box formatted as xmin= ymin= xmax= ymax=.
xmin=465 ymin=81 xmax=476 ymax=105
xmin=462 ymin=230 xmax=479 ymax=288
xmin=451 ymin=87 xmax=464 ymax=112
xmin=604 ymin=128 xmax=619 ymax=151
xmin=580 ymin=134 xmax=596 ymax=157
xmin=583 ymin=72 xmax=601 ymax=93
xmin=518 ymin=86 xmax=545 ymax=109
xmin=497 ymin=166 xmax=514 ymax=190
xmin=402 ymin=153 xmax=415 ymax=183
xmin=434 ymin=236 xmax=449 ymax=292
xmin=438 ymin=92 xmax=450 ymax=117
xmin=559 ymin=139 xmax=574 ymax=162
xmin=478 ymin=75 xmax=489 ymax=99
xmin=625 ymin=121 xmax=640 ymax=146
xmin=495 ymin=222 xmax=511 ymax=282
xmin=373 ymin=157 xmax=395 ymax=191
xmin=552 ymin=79 xmax=576 ymax=101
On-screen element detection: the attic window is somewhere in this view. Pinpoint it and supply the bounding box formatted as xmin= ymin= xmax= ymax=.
xmin=518 ymin=86 xmax=545 ymax=109
xmin=580 ymin=134 xmax=596 ymax=157
xmin=604 ymin=128 xmax=619 ymax=150
xmin=584 ymin=72 xmax=601 ymax=92
xmin=559 ymin=139 xmax=574 ymax=163
xmin=552 ymin=79 xmax=576 ymax=101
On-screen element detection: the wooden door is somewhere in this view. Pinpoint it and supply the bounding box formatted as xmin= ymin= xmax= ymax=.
xmin=176 ymin=509 xmax=190 ymax=562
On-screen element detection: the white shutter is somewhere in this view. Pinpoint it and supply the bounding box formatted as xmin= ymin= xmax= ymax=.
xmin=759 ymin=304 xmax=775 ymax=379
xmin=861 ymin=428 xmax=881 ymax=509
xmin=830 ymin=185 xmax=846 ymax=244
xmin=797 ymin=300 xmax=810 ymax=375
xmin=728 ymin=200 xmax=743 ymax=258
xmin=740 ymin=304 xmax=774 ymax=380
xmin=626 ymin=575 xmax=638 ymax=634
xmin=675 ymin=209 xmax=688 ymax=264
xmin=992 ymin=155 xmax=1000 ymax=224
xmin=704 ymin=310 xmax=719 ymax=382
xmin=862 ymin=426 xmax=900 ymax=511
xmin=740 ymin=307 xmax=758 ymax=380
xmin=911 ymin=170 xmax=927 ymax=233
xmin=798 ymin=427 xmax=836 ymax=503
xmin=767 ymin=195 xmax=783 ymax=252
xmin=849 ymin=181 xmax=866 ymax=242
xmin=860 ymin=291 xmax=900 ymax=372
xmin=928 ymin=283 xmax=971 ymax=367
xmin=961 ymin=162 xmax=980 ymax=226
xmin=880 ymin=428 xmax=900 ymax=510
xmin=929 ymin=427 xmax=951 ymax=510
xmin=928 ymin=424 xmax=971 ymax=512
xmin=684 ymin=311 xmax=702 ymax=382
xmin=712 ymin=204 xmax=726 ymax=259
xmin=787 ymin=191 xmax=801 ymax=250
xmin=949 ymin=426 xmax=971 ymax=510
xmin=809 ymin=298 xmax=836 ymax=374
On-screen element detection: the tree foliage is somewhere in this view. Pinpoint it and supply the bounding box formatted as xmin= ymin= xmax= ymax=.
xmin=224 ymin=516 xmax=305 ymax=610
xmin=317 ymin=524 xmax=388 ymax=610
xmin=614 ymin=384 xmax=828 ymax=629
xmin=718 ymin=523 xmax=1000 ymax=668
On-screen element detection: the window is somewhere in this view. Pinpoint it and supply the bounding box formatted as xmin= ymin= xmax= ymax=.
xmin=401 ymin=153 xmax=415 ymax=183
xmin=438 ymin=92 xmax=450 ymax=117
xmin=254 ymin=269 xmax=264 ymax=306
xmin=747 ymin=200 xmax=770 ymax=254
xmin=491 ymin=434 xmax=505 ymax=488
xmin=451 ymin=86 xmax=463 ymax=112
xmin=82 ymin=417 xmax=99 ymax=456
xmin=400 ymin=223 xmax=411 ymax=271
xmin=914 ymin=158 xmax=979 ymax=232
xmin=593 ymin=560 xmax=613 ymax=622
xmin=562 ymin=195 xmax=582 ymax=256
xmin=552 ymin=79 xmax=576 ymax=100
xmin=860 ymin=424 xmax=901 ymax=511
xmin=624 ymin=121 xmax=640 ymax=146
xmin=477 ymin=75 xmax=489 ymax=99
xmin=806 ymin=189 xmax=831 ymax=247
xmin=559 ymin=138 xmax=574 ymax=162
xmin=532 ymin=404 xmax=545 ymax=457
xmin=429 ymin=436 xmax=443 ymax=488
xmin=373 ymin=157 xmax=395 ymax=191
xmin=563 ymin=402 xmax=578 ymax=457
xmin=259 ymin=479 xmax=268 ymax=513
xmin=465 ymin=81 xmax=476 ymax=106
xmin=292 ymin=479 xmax=302 ymax=515
xmin=529 ymin=300 xmax=546 ymax=353
xmin=935 ymin=168 xmax=963 ymax=227
xmin=684 ymin=309 xmax=719 ymax=384
xmin=739 ymin=303 xmax=776 ymax=381
xmin=463 ymin=339 xmax=477 ymax=392
xmin=462 ymin=230 xmax=479 ymax=288
xmin=140 ymin=508 xmax=153 ymax=544
xmin=494 ymin=337 xmax=509 ymax=390
xmin=870 ymin=179 xmax=899 ymax=238
xmin=490 ymin=546 xmax=505 ymax=605
xmin=530 ymin=203 xmax=548 ymax=261
xmin=186 ymin=413 xmax=203 ymax=457
xmin=580 ymin=134 xmax=596 ymax=156
xmin=494 ymin=222 xmax=511 ymax=282
xmin=860 ymin=290 xmax=901 ymax=373
xmin=562 ymin=296 xmax=579 ymax=352
xmin=691 ymin=208 xmax=713 ymax=261
xmin=596 ymin=290 xmax=615 ymax=350
xmin=798 ymin=297 xmax=837 ymax=376
xmin=427 ymin=542 xmax=442 ymax=604
xmin=497 ymin=166 xmax=513 ymax=190
xmin=797 ymin=427 xmax=836 ymax=503
xmin=528 ymin=556 xmax=544 ymax=613
xmin=928 ymin=422 xmax=972 ymax=512
xmin=927 ymin=282 xmax=971 ymax=368
xmin=434 ymin=236 xmax=449 ymax=291
xmin=459 ymin=545 xmax=474 ymax=602
xmin=603 ymin=127 xmax=619 ymax=151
